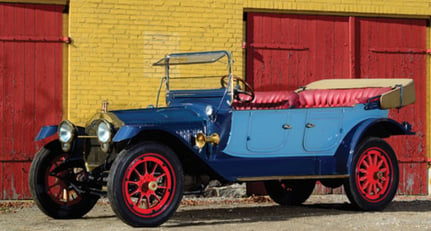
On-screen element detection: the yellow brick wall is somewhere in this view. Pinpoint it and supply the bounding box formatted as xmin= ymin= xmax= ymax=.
xmin=68 ymin=0 xmax=244 ymax=124
xmin=68 ymin=0 xmax=431 ymax=125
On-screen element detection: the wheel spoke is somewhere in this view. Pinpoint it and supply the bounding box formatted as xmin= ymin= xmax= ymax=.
xmin=373 ymin=184 xmax=379 ymax=195
xmin=377 ymin=159 xmax=384 ymax=169
xmin=145 ymin=194 xmax=151 ymax=209
xmin=156 ymin=173 xmax=166 ymax=181
xmin=373 ymin=153 xmax=379 ymax=166
xmin=361 ymin=181 xmax=369 ymax=192
xmin=366 ymin=154 xmax=373 ymax=167
xmin=48 ymin=181 xmax=61 ymax=189
xmin=126 ymin=180 xmax=139 ymax=186
xmin=133 ymin=168 xmax=142 ymax=177
xmin=150 ymin=191 xmax=161 ymax=203
xmin=136 ymin=193 xmax=144 ymax=206
xmin=128 ymin=188 xmax=140 ymax=197
xmin=157 ymin=185 xmax=168 ymax=190
xmin=144 ymin=161 xmax=148 ymax=175
xmin=362 ymin=159 xmax=370 ymax=168
xmin=366 ymin=183 xmax=373 ymax=195
xmin=151 ymin=163 xmax=159 ymax=175
xmin=66 ymin=189 xmax=70 ymax=203
xmin=376 ymin=181 xmax=384 ymax=191
xmin=56 ymin=184 xmax=64 ymax=200
xmin=359 ymin=168 xmax=368 ymax=174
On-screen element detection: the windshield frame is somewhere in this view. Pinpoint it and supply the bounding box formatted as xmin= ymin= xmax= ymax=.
xmin=153 ymin=50 xmax=234 ymax=105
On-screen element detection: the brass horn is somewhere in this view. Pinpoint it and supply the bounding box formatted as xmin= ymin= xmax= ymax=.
xmin=195 ymin=132 xmax=220 ymax=148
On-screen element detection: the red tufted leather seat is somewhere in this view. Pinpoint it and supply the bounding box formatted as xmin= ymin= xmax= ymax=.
xmin=233 ymin=91 xmax=299 ymax=110
xmin=297 ymin=87 xmax=392 ymax=108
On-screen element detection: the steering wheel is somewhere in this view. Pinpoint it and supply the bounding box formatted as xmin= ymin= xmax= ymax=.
xmin=220 ymin=75 xmax=255 ymax=103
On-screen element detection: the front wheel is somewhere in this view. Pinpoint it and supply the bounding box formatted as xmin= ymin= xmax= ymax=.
xmin=344 ymin=137 xmax=399 ymax=211
xmin=107 ymin=142 xmax=184 ymax=227
xmin=29 ymin=141 xmax=100 ymax=219
xmin=264 ymin=179 xmax=315 ymax=205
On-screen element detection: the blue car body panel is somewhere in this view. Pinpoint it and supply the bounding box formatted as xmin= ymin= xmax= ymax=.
xmin=35 ymin=125 xmax=58 ymax=141
xmin=224 ymin=105 xmax=388 ymax=158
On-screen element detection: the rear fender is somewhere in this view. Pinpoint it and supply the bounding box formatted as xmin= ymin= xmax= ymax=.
xmin=336 ymin=118 xmax=414 ymax=174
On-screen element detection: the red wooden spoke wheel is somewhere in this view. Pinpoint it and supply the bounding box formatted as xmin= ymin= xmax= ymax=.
xmin=45 ymin=154 xmax=83 ymax=206
xmin=344 ymin=137 xmax=399 ymax=211
xmin=29 ymin=141 xmax=100 ymax=219
xmin=108 ymin=142 xmax=183 ymax=227
xmin=123 ymin=154 xmax=175 ymax=217
xmin=355 ymin=147 xmax=392 ymax=202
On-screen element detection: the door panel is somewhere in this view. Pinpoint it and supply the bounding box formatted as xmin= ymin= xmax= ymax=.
xmin=246 ymin=111 xmax=289 ymax=152
xmin=303 ymin=110 xmax=343 ymax=152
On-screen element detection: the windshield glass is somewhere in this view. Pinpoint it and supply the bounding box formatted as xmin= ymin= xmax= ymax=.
xmin=154 ymin=51 xmax=232 ymax=90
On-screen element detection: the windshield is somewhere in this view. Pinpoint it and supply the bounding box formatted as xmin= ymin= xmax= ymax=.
xmin=153 ymin=50 xmax=233 ymax=91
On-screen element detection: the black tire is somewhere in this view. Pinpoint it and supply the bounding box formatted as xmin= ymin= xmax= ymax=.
xmin=107 ymin=142 xmax=184 ymax=227
xmin=344 ymin=137 xmax=399 ymax=211
xmin=320 ymin=179 xmax=344 ymax=189
xmin=264 ymin=179 xmax=315 ymax=205
xmin=29 ymin=141 xmax=100 ymax=219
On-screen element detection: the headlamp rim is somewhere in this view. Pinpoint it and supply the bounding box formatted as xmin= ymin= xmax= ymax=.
xmin=58 ymin=120 xmax=75 ymax=144
xmin=96 ymin=119 xmax=113 ymax=144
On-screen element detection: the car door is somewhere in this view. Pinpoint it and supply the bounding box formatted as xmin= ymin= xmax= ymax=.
xmin=224 ymin=108 xmax=344 ymax=158
xmin=224 ymin=109 xmax=305 ymax=157
xmin=302 ymin=109 xmax=344 ymax=152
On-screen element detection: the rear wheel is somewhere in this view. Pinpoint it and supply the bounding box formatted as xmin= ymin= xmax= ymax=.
xmin=264 ymin=179 xmax=315 ymax=205
xmin=344 ymin=137 xmax=399 ymax=211
xmin=107 ymin=142 xmax=184 ymax=227
xmin=29 ymin=141 xmax=100 ymax=219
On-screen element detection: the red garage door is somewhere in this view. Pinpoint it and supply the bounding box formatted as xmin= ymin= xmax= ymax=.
xmin=246 ymin=13 xmax=427 ymax=194
xmin=0 ymin=3 xmax=65 ymax=199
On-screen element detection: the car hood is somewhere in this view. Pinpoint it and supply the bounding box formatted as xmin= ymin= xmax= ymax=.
xmin=110 ymin=106 xmax=206 ymax=126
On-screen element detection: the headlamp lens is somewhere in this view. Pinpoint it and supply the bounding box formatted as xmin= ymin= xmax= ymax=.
xmin=97 ymin=120 xmax=112 ymax=143
xmin=58 ymin=120 xmax=74 ymax=143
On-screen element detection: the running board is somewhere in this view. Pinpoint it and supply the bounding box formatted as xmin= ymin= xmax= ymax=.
xmin=237 ymin=174 xmax=349 ymax=182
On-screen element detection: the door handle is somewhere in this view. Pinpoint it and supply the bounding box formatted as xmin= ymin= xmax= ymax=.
xmin=282 ymin=124 xmax=292 ymax=129
xmin=305 ymin=123 xmax=315 ymax=128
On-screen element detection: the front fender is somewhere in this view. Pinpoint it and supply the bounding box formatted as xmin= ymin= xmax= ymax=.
xmin=112 ymin=125 xmax=143 ymax=142
xmin=35 ymin=125 xmax=58 ymax=141
xmin=336 ymin=118 xmax=414 ymax=174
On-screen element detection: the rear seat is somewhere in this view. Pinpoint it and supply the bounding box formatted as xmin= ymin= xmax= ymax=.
xmin=296 ymin=87 xmax=392 ymax=108
xmin=233 ymin=87 xmax=392 ymax=110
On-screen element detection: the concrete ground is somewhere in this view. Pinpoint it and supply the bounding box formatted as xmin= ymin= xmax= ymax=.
xmin=1 ymin=194 xmax=431 ymax=231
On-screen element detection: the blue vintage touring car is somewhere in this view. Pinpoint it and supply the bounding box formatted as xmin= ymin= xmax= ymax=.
xmin=29 ymin=50 xmax=416 ymax=227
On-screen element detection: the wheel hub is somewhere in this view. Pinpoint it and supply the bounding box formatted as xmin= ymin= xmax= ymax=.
xmin=139 ymin=175 xmax=158 ymax=193
xmin=375 ymin=171 xmax=384 ymax=180
xmin=148 ymin=181 xmax=158 ymax=191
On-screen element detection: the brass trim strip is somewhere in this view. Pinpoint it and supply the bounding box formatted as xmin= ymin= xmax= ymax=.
xmin=237 ymin=174 xmax=349 ymax=182
xmin=77 ymin=135 xmax=97 ymax=139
